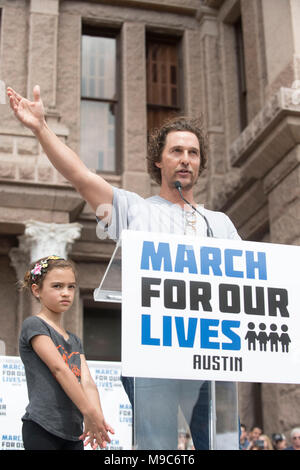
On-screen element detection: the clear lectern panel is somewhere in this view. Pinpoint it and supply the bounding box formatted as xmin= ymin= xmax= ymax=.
xmin=93 ymin=240 xmax=122 ymax=303
xmin=215 ymin=381 xmax=239 ymax=450
xmin=94 ymin=239 xmax=239 ymax=450
xmin=132 ymin=378 xmax=239 ymax=450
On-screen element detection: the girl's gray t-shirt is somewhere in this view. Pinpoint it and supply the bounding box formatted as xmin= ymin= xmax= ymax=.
xmin=19 ymin=316 xmax=84 ymax=441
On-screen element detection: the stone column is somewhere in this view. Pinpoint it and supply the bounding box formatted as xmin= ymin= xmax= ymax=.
xmin=27 ymin=0 xmax=59 ymax=108
xmin=197 ymin=7 xmax=228 ymax=209
xmin=121 ymin=22 xmax=150 ymax=198
xmin=27 ymin=0 xmax=69 ymax=184
xmin=9 ymin=240 xmax=31 ymax=343
xmin=261 ymin=0 xmax=300 ymax=98
xmin=181 ymin=26 xmax=208 ymax=205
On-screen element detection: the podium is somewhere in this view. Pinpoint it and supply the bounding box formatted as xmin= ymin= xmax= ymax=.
xmin=94 ymin=235 xmax=239 ymax=450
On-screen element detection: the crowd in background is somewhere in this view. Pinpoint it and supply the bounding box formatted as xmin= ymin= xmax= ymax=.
xmin=240 ymin=424 xmax=300 ymax=450
xmin=176 ymin=425 xmax=300 ymax=450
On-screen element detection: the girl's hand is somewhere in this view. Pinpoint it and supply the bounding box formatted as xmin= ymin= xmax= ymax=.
xmin=7 ymin=85 xmax=46 ymax=134
xmin=79 ymin=411 xmax=115 ymax=450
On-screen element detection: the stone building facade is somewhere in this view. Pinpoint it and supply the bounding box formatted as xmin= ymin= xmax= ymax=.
xmin=0 ymin=0 xmax=299 ymax=441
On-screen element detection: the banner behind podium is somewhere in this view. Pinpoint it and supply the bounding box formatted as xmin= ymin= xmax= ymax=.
xmin=121 ymin=230 xmax=300 ymax=384
xmin=0 ymin=357 xmax=132 ymax=450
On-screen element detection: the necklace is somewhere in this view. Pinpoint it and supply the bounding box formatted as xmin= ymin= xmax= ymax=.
xmin=184 ymin=209 xmax=197 ymax=235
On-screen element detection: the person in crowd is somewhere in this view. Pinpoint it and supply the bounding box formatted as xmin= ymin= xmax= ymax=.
xmin=272 ymin=433 xmax=287 ymax=450
xmin=248 ymin=437 xmax=270 ymax=450
xmin=240 ymin=423 xmax=250 ymax=450
xmin=19 ymin=255 xmax=114 ymax=450
xmin=259 ymin=434 xmax=274 ymax=450
xmin=285 ymin=427 xmax=300 ymax=450
xmin=247 ymin=426 xmax=263 ymax=449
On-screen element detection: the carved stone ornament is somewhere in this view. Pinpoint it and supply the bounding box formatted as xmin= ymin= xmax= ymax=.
xmin=21 ymin=220 xmax=83 ymax=262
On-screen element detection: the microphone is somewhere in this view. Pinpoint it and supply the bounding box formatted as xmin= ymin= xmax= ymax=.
xmin=174 ymin=180 xmax=214 ymax=237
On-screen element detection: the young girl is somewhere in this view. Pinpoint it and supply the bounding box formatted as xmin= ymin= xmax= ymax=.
xmin=19 ymin=255 xmax=114 ymax=450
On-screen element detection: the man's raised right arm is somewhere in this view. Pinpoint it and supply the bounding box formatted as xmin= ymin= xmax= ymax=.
xmin=7 ymin=85 xmax=113 ymax=213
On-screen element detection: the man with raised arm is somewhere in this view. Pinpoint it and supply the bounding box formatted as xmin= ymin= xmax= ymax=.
xmin=8 ymin=85 xmax=240 ymax=450
xmin=7 ymin=85 xmax=239 ymax=242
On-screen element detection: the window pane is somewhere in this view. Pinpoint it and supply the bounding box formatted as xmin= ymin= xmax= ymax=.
xmin=147 ymin=108 xmax=178 ymax=136
xmin=81 ymin=35 xmax=116 ymax=100
xmin=147 ymin=41 xmax=179 ymax=107
xmin=80 ymin=100 xmax=115 ymax=171
xmin=146 ymin=38 xmax=181 ymax=135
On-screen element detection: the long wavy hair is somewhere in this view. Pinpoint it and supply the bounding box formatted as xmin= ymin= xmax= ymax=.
xmin=147 ymin=115 xmax=209 ymax=185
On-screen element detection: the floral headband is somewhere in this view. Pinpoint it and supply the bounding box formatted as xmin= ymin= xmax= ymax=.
xmin=30 ymin=255 xmax=63 ymax=281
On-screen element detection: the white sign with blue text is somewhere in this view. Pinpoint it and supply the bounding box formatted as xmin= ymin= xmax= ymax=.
xmin=0 ymin=356 xmax=132 ymax=450
xmin=121 ymin=230 xmax=300 ymax=384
